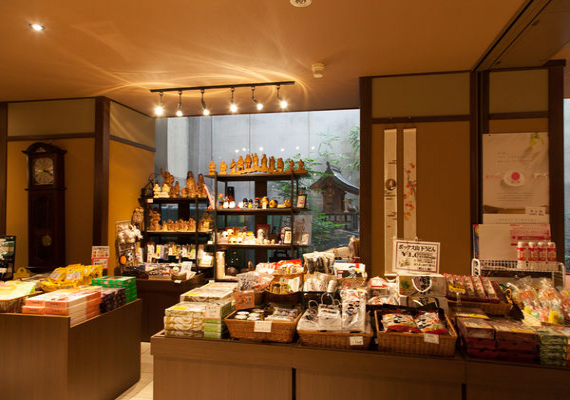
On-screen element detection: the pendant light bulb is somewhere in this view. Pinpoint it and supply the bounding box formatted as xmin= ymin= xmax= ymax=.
xmin=276 ymin=85 xmax=288 ymax=110
xmin=252 ymin=87 xmax=263 ymax=111
xmin=201 ymin=89 xmax=210 ymax=116
xmin=154 ymin=92 xmax=164 ymax=116
xmin=229 ymin=87 xmax=238 ymax=113
xmin=175 ymin=91 xmax=183 ymax=117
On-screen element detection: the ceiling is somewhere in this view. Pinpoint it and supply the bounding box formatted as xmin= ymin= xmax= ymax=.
xmin=0 ymin=0 xmax=530 ymax=116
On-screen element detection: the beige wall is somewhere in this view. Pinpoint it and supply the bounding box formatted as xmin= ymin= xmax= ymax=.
xmin=6 ymin=139 xmax=95 ymax=268
xmin=8 ymin=99 xmax=95 ymax=136
xmin=108 ymin=141 xmax=155 ymax=274
xmin=110 ymin=102 xmax=155 ymax=149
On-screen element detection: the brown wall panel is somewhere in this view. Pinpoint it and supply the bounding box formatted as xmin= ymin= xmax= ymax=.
xmin=370 ymin=122 xmax=472 ymax=276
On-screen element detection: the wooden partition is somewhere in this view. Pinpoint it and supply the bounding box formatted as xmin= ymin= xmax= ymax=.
xmin=360 ymin=72 xmax=473 ymax=276
xmin=0 ymin=300 xmax=142 ymax=400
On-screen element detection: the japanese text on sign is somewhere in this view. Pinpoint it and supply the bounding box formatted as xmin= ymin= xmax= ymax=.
xmin=394 ymin=240 xmax=440 ymax=273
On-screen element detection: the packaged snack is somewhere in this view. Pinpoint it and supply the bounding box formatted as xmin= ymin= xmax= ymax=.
xmin=382 ymin=313 xmax=420 ymax=333
xmin=414 ymin=311 xmax=447 ymax=334
xmin=457 ymin=317 xmax=495 ymax=339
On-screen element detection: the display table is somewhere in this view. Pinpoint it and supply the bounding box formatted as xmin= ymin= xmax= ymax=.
xmin=0 ymin=299 xmax=142 ymax=400
xmin=137 ymin=274 xmax=206 ymax=341
xmin=151 ymin=331 xmax=570 ymax=400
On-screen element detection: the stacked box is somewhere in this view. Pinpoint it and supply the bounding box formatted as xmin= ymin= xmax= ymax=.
xmin=92 ymin=276 xmax=137 ymax=302
xmin=180 ymin=282 xmax=236 ymax=303
xmin=22 ymin=287 xmax=102 ymax=326
xmin=537 ymin=327 xmax=568 ymax=367
xmin=164 ymin=302 xmax=206 ymax=338
xmin=457 ymin=317 xmax=498 ymax=360
xmin=99 ymin=287 xmax=127 ymax=313
xmin=203 ymin=300 xmax=233 ymax=339
xmin=489 ymin=320 xmax=539 ymax=364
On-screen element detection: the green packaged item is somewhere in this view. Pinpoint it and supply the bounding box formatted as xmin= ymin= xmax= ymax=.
xmin=204 ymin=322 xmax=226 ymax=333
xmin=203 ymin=330 xmax=227 ymax=339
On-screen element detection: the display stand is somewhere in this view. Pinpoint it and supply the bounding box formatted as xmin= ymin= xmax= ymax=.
xmin=151 ymin=332 xmax=570 ymax=400
xmin=137 ymin=274 xmax=206 ymax=341
xmin=0 ymin=300 xmax=142 ymax=400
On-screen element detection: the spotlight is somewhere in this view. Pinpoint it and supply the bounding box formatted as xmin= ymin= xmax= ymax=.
xmin=29 ymin=23 xmax=45 ymax=31
xmin=154 ymin=92 xmax=164 ymax=116
xmin=201 ymin=89 xmax=210 ymax=116
xmin=251 ymin=87 xmax=263 ymax=111
xmin=229 ymin=87 xmax=238 ymax=113
xmin=175 ymin=90 xmax=183 ymax=117
xmin=276 ymin=85 xmax=288 ymax=110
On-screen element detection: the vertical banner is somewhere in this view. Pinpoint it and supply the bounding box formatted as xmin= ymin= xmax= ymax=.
xmin=403 ymin=128 xmax=417 ymax=239
xmin=384 ymin=129 xmax=398 ymax=273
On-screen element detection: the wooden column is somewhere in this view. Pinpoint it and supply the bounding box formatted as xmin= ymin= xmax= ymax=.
xmin=359 ymin=77 xmax=372 ymax=266
xmin=0 ymin=102 xmax=7 ymax=235
xmin=547 ymin=61 xmax=565 ymax=261
xmin=93 ymin=97 xmax=110 ymax=245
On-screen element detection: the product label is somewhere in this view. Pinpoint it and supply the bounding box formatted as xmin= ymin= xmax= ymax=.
xmin=525 ymin=206 xmax=546 ymax=217
xmin=254 ymin=321 xmax=272 ymax=333
xmin=349 ymin=336 xmax=364 ymax=346
xmin=424 ymin=333 xmax=440 ymax=344
xmin=147 ymin=199 xmax=153 ymax=203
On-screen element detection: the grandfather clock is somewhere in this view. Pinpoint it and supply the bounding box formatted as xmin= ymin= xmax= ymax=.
xmin=23 ymin=143 xmax=66 ymax=271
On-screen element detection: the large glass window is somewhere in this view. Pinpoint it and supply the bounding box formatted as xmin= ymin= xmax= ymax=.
xmin=564 ymin=100 xmax=570 ymax=271
xmin=156 ymin=110 xmax=360 ymax=252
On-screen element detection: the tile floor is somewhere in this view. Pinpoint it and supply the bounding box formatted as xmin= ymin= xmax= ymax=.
xmin=116 ymin=342 xmax=153 ymax=400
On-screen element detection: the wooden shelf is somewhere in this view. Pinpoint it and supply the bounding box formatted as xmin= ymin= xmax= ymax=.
xmin=141 ymin=197 xmax=210 ymax=205
xmin=216 ymin=207 xmax=307 ymax=215
xmin=145 ymin=231 xmax=212 ymax=237
xmin=214 ymin=243 xmax=306 ymax=250
xmin=206 ymin=172 xmax=307 ymax=182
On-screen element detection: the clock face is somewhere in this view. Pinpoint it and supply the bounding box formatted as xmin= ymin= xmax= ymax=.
xmin=33 ymin=157 xmax=55 ymax=185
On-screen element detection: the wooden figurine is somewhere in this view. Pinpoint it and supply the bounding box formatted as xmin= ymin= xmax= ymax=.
xmin=185 ymin=171 xmax=196 ymax=198
xmin=253 ymin=153 xmax=259 ymax=171
xmin=220 ymin=161 xmax=227 ymax=175
xmin=196 ymin=173 xmax=207 ymax=198
xmin=268 ymin=156 xmax=276 ymax=173
xmin=244 ymin=154 xmax=252 ymax=171
xmin=131 ymin=207 xmax=144 ymax=231
xmin=230 ymin=159 xmax=237 ymax=174
xmin=188 ymin=217 xmax=196 ymax=232
xmin=153 ymin=184 xmax=161 ymax=198
xmin=260 ymin=154 xmax=268 ymax=172
xmin=172 ymin=181 xmax=181 ymax=198
xmin=209 ymin=160 xmax=216 ymax=175
xmin=237 ymin=156 xmax=245 ymax=172
xmin=149 ymin=208 xmax=161 ymax=231
xmin=295 ymin=159 xmax=308 ymax=174
xmin=276 ymin=158 xmax=284 ymax=173
xmin=285 ymin=159 xmax=295 ymax=174
xmin=160 ymin=168 xmax=174 ymax=187
xmin=161 ymin=183 xmax=170 ymax=198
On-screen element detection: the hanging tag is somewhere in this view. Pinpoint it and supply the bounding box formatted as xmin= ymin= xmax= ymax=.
xmin=254 ymin=321 xmax=272 ymax=333
xmin=349 ymin=336 xmax=364 ymax=346
xmin=424 ymin=333 xmax=439 ymax=344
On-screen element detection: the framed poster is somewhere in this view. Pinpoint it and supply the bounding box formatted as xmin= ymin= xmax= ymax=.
xmin=482 ymin=132 xmax=549 ymax=223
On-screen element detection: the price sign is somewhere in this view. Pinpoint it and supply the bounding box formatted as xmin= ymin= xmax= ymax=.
xmin=349 ymin=336 xmax=364 ymax=346
xmin=394 ymin=240 xmax=440 ymax=273
xmin=424 ymin=333 xmax=440 ymax=344
xmin=254 ymin=321 xmax=272 ymax=333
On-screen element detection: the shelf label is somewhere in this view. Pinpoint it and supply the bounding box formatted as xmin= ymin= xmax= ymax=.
xmin=254 ymin=321 xmax=272 ymax=333
xmin=174 ymin=280 xmax=182 ymax=284
xmin=147 ymin=198 xmax=153 ymax=203
xmin=424 ymin=333 xmax=439 ymax=344
xmin=349 ymin=336 xmax=364 ymax=346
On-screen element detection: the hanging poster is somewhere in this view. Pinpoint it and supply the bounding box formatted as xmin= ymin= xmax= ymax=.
xmin=384 ymin=129 xmax=398 ymax=273
xmin=482 ymin=132 xmax=549 ymax=224
xmin=403 ymin=128 xmax=417 ymax=239
xmin=393 ymin=239 xmax=440 ymax=273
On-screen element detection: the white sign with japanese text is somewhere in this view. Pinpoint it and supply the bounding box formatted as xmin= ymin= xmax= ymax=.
xmin=394 ymin=240 xmax=440 ymax=273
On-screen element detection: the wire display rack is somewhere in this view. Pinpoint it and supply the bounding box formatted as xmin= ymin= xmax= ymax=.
xmin=471 ymin=258 xmax=566 ymax=289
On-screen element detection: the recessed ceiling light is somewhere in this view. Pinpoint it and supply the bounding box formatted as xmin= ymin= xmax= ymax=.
xmin=29 ymin=23 xmax=45 ymax=32
xmin=290 ymin=0 xmax=311 ymax=7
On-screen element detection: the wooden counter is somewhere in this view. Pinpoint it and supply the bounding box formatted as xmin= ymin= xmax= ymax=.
xmin=151 ymin=332 xmax=570 ymax=400
xmin=0 ymin=299 xmax=142 ymax=400
xmin=137 ymin=274 xmax=206 ymax=341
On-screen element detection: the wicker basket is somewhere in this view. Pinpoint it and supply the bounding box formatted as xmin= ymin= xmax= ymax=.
xmin=0 ymin=296 xmax=26 ymax=313
xmin=225 ymin=310 xmax=301 ymax=343
xmin=374 ymin=311 xmax=458 ymax=357
xmin=448 ymin=300 xmax=512 ymax=316
xmin=298 ymin=329 xmax=374 ymax=350
xmin=264 ymin=291 xmax=300 ymax=305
